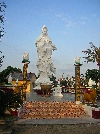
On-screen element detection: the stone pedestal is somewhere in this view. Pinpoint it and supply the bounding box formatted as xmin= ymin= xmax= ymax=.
xmin=53 ymin=86 xmax=63 ymax=97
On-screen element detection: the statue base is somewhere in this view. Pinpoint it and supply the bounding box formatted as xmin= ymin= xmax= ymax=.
xmin=33 ymin=75 xmax=53 ymax=90
xmin=33 ymin=82 xmax=41 ymax=90
xmin=52 ymin=86 xmax=63 ymax=97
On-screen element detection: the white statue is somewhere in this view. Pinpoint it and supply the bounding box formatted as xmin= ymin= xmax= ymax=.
xmin=75 ymin=56 xmax=81 ymax=65
xmin=88 ymin=78 xmax=96 ymax=87
xmin=35 ymin=26 xmax=57 ymax=84
xmin=23 ymin=52 xmax=29 ymax=61
xmin=35 ymin=26 xmax=57 ymax=59
xmin=53 ymin=85 xmax=63 ymax=97
xmin=8 ymin=73 xmax=12 ymax=83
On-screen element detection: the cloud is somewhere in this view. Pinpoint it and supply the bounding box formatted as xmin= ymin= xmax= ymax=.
xmin=55 ymin=13 xmax=88 ymax=27
xmin=55 ymin=13 xmax=64 ymax=18
xmin=81 ymin=16 xmax=91 ymax=22
xmin=81 ymin=22 xmax=86 ymax=25
xmin=81 ymin=17 xmax=86 ymax=20
xmin=98 ymin=19 xmax=100 ymax=23
xmin=55 ymin=13 xmax=75 ymax=27
xmin=66 ymin=21 xmax=73 ymax=27
xmin=62 ymin=31 xmax=68 ymax=35
xmin=62 ymin=17 xmax=69 ymax=23
xmin=92 ymin=14 xmax=96 ymax=17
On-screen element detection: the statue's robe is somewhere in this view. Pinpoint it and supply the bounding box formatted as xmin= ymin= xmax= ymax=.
xmin=35 ymin=33 xmax=56 ymax=59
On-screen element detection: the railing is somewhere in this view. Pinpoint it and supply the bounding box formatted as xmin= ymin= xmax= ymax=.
xmin=61 ymin=87 xmax=88 ymax=94
xmin=0 ymin=86 xmax=13 ymax=92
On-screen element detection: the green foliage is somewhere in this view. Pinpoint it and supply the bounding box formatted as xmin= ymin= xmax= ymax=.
xmin=60 ymin=79 xmax=66 ymax=87
xmin=0 ymin=66 xmax=22 ymax=84
xmin=0 ymin=90 xmax=23 ymax=116
xmin=85 ymin=69 xmax=100 ymax=84
xmin=50 ymin=74 xmax=57 ymax=87
xmin=60 ymin=78 xmax=73 ymax=87
xmin=82 ymin=42 xmax=99 ymax=63
xmin=0 ymin=51 xmax=4 ymax=67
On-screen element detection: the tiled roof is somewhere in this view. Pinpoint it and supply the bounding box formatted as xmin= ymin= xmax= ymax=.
xmin=7 ymin=72 xmax=36 ymax=81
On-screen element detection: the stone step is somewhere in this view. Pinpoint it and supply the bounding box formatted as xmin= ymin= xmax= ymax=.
xmin=18 ymin=101 xmax=90 ymax=119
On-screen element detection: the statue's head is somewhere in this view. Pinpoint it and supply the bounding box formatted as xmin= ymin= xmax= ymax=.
xmin=42 ymin=25 xmax=48 ymax=34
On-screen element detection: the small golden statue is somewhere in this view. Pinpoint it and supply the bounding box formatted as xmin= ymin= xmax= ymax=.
xmin=82 ymin=88 xmax=97 ymax=105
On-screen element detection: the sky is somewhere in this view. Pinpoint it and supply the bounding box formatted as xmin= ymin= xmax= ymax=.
xmin=0 ymin=0 xmax=100 ymax=79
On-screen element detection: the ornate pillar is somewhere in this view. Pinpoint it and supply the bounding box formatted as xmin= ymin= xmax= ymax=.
xmin=74 ymin=56 xmax=82 ymax=103
xmin=22 ymin=53 xmax=30 ymax=101
xmin=75 ymin=64 xmax=82 ymax=101
xmin=22 ymin=63 xmax=28 ymax=101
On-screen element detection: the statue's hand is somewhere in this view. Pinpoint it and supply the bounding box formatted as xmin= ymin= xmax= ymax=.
xmin=53 ymin=68 xmax=56 ymax=74
xmin=53 ymin=46 xmax=57 ymax=50
xmin=44 ymin=48 xmax=47 ymax=52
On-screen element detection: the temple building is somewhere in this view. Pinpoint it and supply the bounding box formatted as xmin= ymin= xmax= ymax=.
xmin=6 ymin=72 xmax=36 ymax=92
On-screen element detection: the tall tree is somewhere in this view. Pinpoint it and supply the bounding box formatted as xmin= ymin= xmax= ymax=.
xmin=0 ymin=66 xmax=22 ymax=85
xmin=0 ymin=2 xmax=6 ymax=67
xmin=82 ymin=42 xmax=100 ymax=70
xmin=0 ymin=2 xmax=7 ymax=40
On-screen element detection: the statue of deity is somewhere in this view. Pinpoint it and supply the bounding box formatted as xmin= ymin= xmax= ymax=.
xmin=35 ymin=26 xmax=57 ymax=59
xmin=35 ymin=26 xmax=57 ymax=83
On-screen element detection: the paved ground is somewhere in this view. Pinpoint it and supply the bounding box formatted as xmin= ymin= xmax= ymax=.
xmin=15 ymin=117 xmax=100 ymax=124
